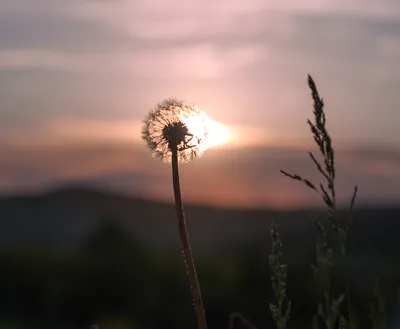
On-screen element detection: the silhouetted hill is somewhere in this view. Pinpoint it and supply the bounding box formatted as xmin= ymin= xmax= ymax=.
xmin=0 ymin=187 xmax=399 ymax=329
xmin=0 ymin=186 xmax=399 ymax=262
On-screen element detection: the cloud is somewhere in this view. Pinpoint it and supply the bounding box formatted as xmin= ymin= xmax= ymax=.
xmin=0 ymin=50 xmax=72 ymax=70
xmin=1 ymin=0 xmax=399 ymax=85
xmin=2 ymin=0 xmax=398 ymax=77
xmin=0 ymin=0 xmax=399 ymax=161
xmin=0 ymin=13 xmax=133 ymax=53
xmin=0 ymin=45 xmax=262 ymax=80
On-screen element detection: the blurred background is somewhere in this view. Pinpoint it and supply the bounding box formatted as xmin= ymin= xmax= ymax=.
xmin=0 ymin=0 xmax=399 ymax=328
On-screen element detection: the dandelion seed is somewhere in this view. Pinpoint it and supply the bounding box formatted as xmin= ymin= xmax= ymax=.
xmin=142 ymin=98 xmax=209 ymax=163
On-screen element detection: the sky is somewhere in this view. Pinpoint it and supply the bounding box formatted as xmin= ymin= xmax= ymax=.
xmin=0 ymin=0 xmax=399 ymax=209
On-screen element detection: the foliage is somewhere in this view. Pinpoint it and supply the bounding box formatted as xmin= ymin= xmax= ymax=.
xmin=269 ymin=222 xmax=291 ymax=329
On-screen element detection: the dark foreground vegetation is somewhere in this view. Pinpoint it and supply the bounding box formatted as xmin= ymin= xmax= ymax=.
xmin=0 ymin=188 xmax=399 ymax=329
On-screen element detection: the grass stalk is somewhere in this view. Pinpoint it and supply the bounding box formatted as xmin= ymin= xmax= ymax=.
xmin=269 ymin=221 xmax=291 ymax=329
xmin=281 ymin=75 xmax=358 ymax=329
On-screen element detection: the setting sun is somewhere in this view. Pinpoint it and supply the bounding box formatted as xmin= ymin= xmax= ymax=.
xmin=205 ymin=119 xmax=230 ymax=148
xmin=180 ymin=109 xmax=230 ymax=152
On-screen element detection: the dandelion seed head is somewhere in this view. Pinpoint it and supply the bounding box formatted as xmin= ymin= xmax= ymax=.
xmin=142 ymin=98 xmax=209 ymax=163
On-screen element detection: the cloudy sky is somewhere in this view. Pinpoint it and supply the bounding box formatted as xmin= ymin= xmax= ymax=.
xmin=0 ymin=0 xmax=399 ymax=208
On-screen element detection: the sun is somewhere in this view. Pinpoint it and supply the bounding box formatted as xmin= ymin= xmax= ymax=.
xmin=205 ymin=119 xmax=230 ymax=148
xmin=183 ymin=114 xmax=230 ymax=151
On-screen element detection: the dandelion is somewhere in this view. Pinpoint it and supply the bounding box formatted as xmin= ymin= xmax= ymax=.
xmin=142 ymin=98 xmax=209 ymax=163
xmin=142 ymin=98 xmax=208 ymax=329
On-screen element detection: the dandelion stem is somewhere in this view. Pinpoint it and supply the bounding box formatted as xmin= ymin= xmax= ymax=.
xmin=171 ymin=145 xmax=208 ymax=329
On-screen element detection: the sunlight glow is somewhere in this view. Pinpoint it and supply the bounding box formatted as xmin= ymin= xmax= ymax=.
xmin=205 ymin=119 xmax=230 ymax=148
xmin=183 ymin=112 xmax=230 ymax=151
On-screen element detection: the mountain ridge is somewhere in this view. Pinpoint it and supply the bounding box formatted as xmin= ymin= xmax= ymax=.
xmin=0 ymin=185 xmax=398 ymax=260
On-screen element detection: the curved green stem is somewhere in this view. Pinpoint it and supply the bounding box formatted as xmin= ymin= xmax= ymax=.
xmin=171 ymin=146 xmax=207 ymax=329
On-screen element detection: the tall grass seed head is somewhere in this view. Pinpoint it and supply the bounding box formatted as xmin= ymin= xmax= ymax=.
xmin=142 ymin=98 xmax=209 ymax=163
